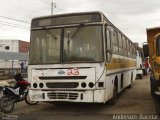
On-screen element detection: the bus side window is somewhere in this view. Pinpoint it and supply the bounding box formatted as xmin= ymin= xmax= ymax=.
xmin=126 ymin=39 xmax=129 ymax=57
xmin=133 ymin=46 xmax=136 ymax=58
xmin=122 ymin=36 xmax=126 ymax=56
xmin=129 ymin=42 xmax=132 ymax=57
xmin=105 ymin=27 xmax=112 ymax=62
xmin=106 ymin=30 xmax=111 ymax=50
xmin=118 ymin=33 xmax=123 ymax=55
xmin=131 ymin=44 xmax=135 ymax=58
xmin=112 ymin=30 xmax=118 ymax=53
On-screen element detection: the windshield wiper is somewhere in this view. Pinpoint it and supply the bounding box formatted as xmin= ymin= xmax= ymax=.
xmin=43 ymin=26 xmax=57 ymax=40
xmin=67 ymin=31 xmax=71 ymax=53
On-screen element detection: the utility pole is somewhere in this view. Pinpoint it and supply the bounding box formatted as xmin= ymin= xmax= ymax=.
xmin=51 ymin=2 xmax=56 ymax=15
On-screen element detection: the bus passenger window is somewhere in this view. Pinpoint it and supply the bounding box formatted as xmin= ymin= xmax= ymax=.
xmin=118 ymin=33 xmax=123 ymax=55
xmin=105 ymin=27 xmax=112 ymax=62
xmin=106 ymin=30 xmax=111 ymax=50
xmin=112 ymin=31 xmax=118 ymax=53
xmin=126 ymin=39 xmax=129 ymax=56
xmin=118 ymin=34 xmax=122 ymax=48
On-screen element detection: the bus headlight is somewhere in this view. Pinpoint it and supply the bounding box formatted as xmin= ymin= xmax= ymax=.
xmin=88 ymin=82 xmax=94 ymax=88
xmin=81 ymin=82 xmax=87 ymax=88
xmin=33 ymin=83 xmax=38 ymax=88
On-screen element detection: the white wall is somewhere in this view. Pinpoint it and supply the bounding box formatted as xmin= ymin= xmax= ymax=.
xmin=0 ymin=40 xmax=19 ymax=52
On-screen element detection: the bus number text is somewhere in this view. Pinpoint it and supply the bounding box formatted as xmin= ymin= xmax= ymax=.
xmin=67 ymin=69 xmax=79 ymax=76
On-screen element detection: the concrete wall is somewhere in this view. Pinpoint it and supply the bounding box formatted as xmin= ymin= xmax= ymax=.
xmin=0 ymin=40 xmax=19 ymax=52
xmin=19 ymin=40 xmax=30 ymax=53
xmin=0 ymin=40 xmax=29 ymax=53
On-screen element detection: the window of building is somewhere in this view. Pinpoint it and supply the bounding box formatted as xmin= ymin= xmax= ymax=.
xmin=5 ymin=46 xmax=10 ymax=50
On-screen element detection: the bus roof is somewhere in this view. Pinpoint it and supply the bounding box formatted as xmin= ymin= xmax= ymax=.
xmin=31 ymin=11 xmax=135 ymax=46
xmin=32 ymin=11 xmax=103 ymax=21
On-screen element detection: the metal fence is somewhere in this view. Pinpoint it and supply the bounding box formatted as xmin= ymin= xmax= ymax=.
xmin=0 ymin=51 xmax=28 ymax=79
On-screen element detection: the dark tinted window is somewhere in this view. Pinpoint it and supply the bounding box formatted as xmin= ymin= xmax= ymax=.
xmin=32 ymin=14 xmax=101 ymax=28
xmin=5 ymin=46 xmax=10 ymax=50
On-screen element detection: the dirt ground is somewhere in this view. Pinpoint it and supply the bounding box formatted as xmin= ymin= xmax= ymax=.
xmin=0 ymin=76 xmax=158 ymax=120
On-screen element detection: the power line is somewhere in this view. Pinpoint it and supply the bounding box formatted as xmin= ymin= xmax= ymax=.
xmin=0 ymin=15 xmax=30 ymax=24
xmin=0 ymin=23 xmax=30 ymax=30
xmin=0 ymin=20 xmax=29 ymax=28
xmin=0 ymin=7 xmax=33 ymax=20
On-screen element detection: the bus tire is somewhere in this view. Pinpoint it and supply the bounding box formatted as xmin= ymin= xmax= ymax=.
xmin=25 ymin=92 xmax=39 ymax=105
xmin=128 ymin=82 xmax=133 ymax=88
xmin=107 ymin=85 xmax=117 ymax=105
xmin=128 ymin=72 xmax=133 ymax=88
xmin=139 ymin=74 xmax=143 ymax=79
xmin=156 ymin=99 xmax=160 ymax=114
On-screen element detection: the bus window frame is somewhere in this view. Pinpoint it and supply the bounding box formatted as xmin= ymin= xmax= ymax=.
xmin=105 ymin=26 xmax=112 ymax=62
xmin=112 ymin=30 xmax=119 ymax=53
xmin=29 ymin=24 xmax=105 ymax=65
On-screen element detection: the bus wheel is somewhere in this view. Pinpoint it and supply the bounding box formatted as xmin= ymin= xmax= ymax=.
xmin=156 ymin=101 xmax=160 ymax=114
xmin=128 ymin=83 xmax=132 ymax=88
xmin=139 ymin=74 xmax=143 ymax=79
xmin=128 ymin=73 xmax=133 ymax=88
xmin=107 ymin=85 xmax=117 ymax=105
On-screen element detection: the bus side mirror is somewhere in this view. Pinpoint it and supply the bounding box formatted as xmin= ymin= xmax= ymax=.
xmin=143 ymin=43 xmax=149 ymax=57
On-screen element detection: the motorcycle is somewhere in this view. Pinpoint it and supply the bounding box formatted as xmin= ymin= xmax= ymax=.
xmin=0 ymin=73 xmax=39 ymax=113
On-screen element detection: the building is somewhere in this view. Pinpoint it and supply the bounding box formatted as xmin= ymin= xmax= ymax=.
xmin=0 ymin=39 xmax=29 ymax=53
xmin=0 ymin=40 xmax=29 ymax=79
xmin=0 ymin=40 xmax=29 ymax=73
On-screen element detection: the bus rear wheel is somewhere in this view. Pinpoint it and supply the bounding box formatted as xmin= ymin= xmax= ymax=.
xmin=139 ymin=74 xmax=143 ymax=79
xmin=107 ymin=85 xmax=117 ymax=105
xmin=128 ymin=72 xmax=133 ymax=88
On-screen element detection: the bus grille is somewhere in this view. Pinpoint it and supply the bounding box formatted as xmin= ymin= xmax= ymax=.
xmin=47 ymin=92 xmax=78 ymax=100
xmin=46 ymin=82 xmax=79 ymax=88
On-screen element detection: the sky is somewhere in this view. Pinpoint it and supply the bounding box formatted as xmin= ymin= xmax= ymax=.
xmin=0 ymin=0 xmax=160 ymax=46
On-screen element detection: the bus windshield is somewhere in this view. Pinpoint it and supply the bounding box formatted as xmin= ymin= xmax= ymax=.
xmin=29 ymin=25 xmax=103 ymax=64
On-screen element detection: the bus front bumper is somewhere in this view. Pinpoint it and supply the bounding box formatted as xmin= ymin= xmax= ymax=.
xmin=28 ymin=89 xmax=106 ymax=103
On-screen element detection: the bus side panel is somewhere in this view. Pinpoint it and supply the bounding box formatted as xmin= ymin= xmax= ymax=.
xmin=104 ymin=75 xmax=115 ymax=102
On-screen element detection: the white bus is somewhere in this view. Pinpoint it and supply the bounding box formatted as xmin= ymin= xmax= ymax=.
xmin=28 ymin=11 xmax=137 ymax=104
xmin=136 ymin=50 xmax=143 ymax=79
